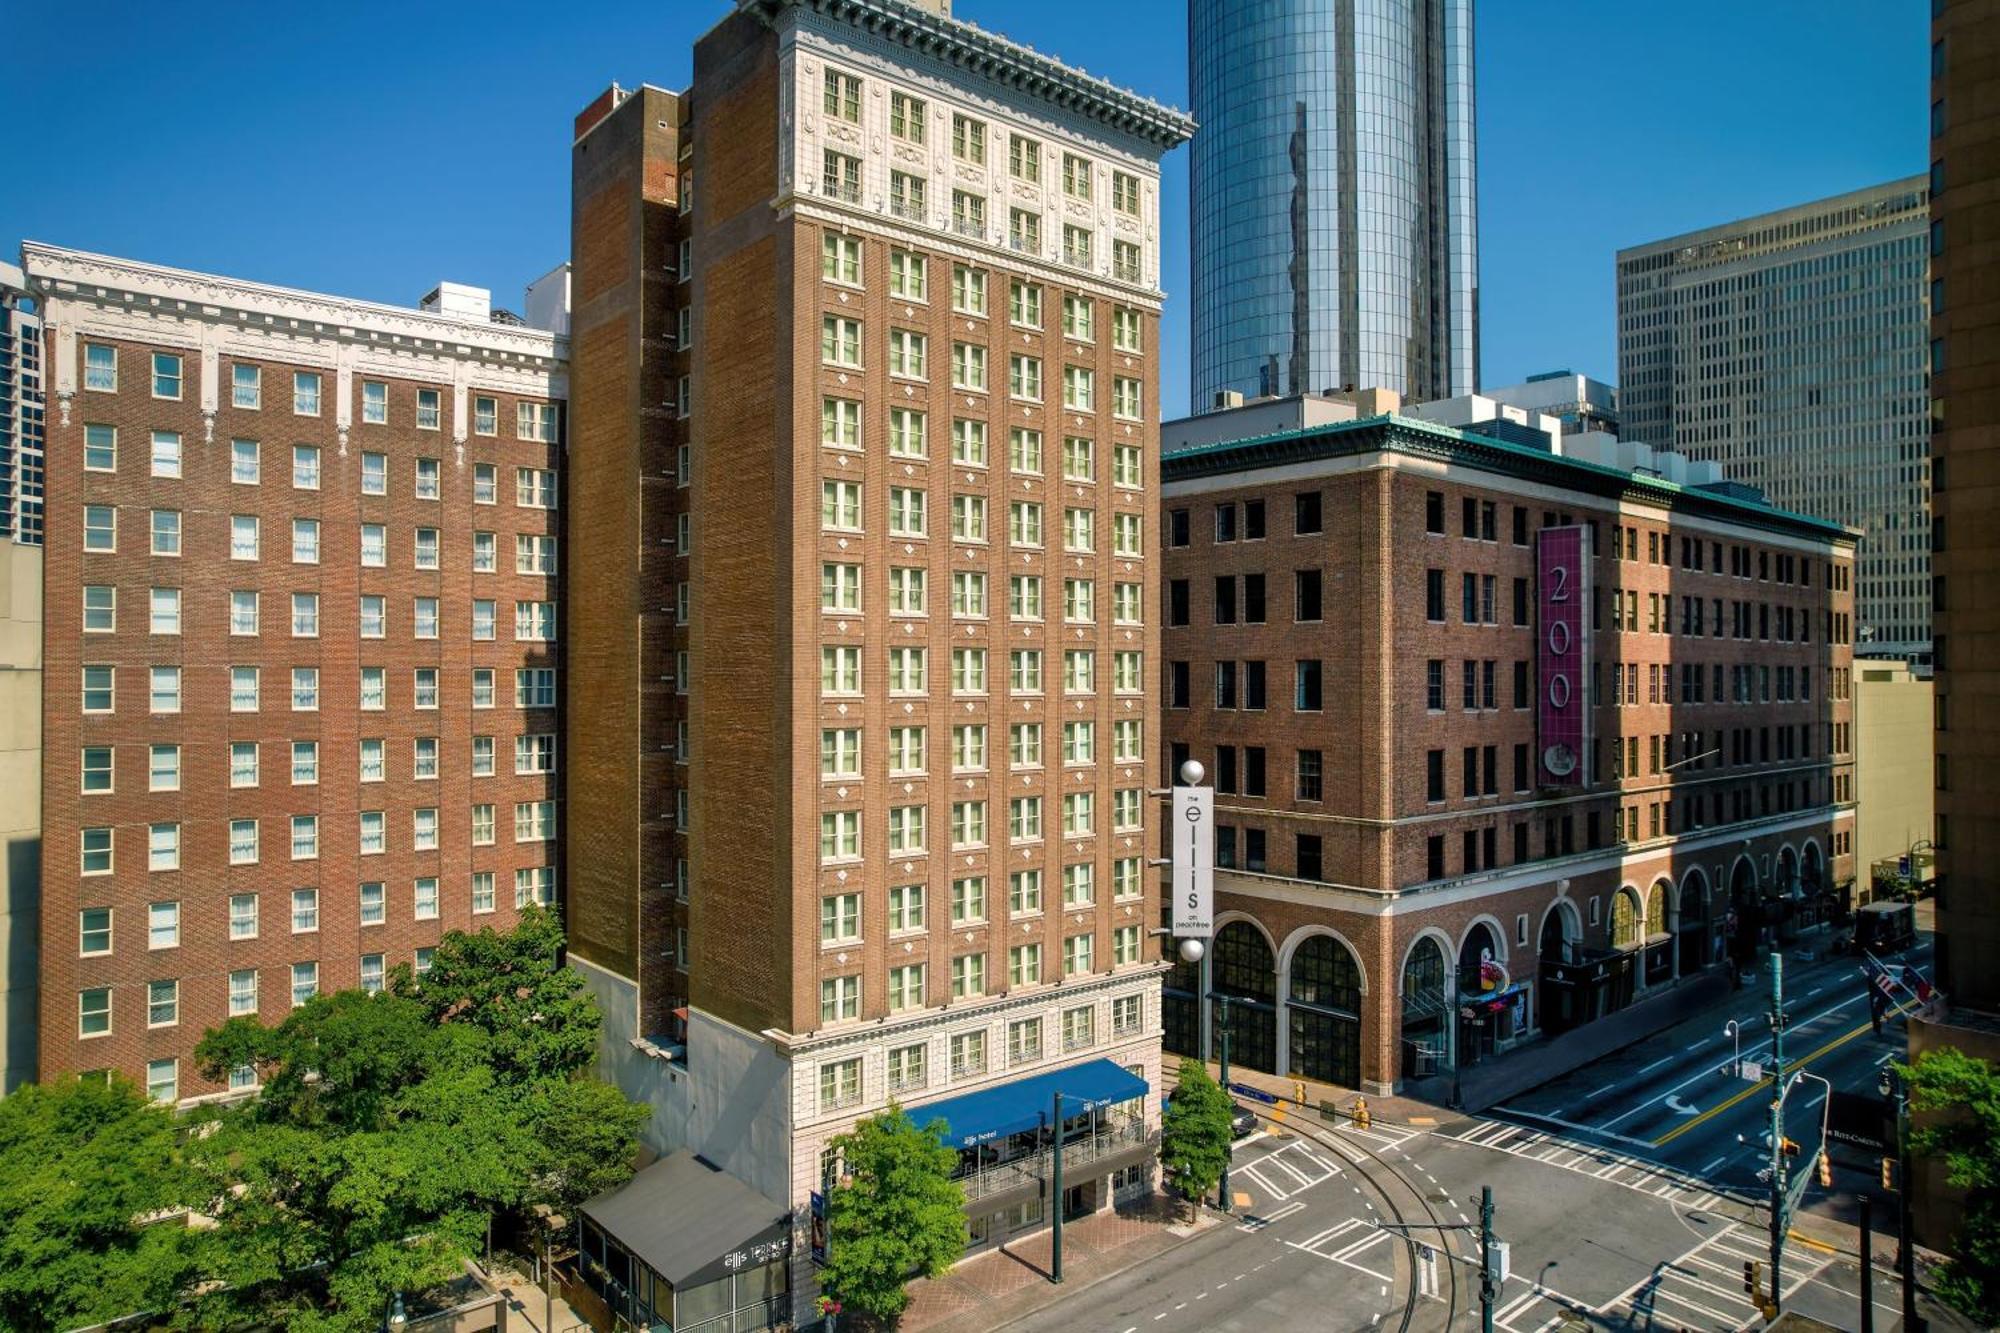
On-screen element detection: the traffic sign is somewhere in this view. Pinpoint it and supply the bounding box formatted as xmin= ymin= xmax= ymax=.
xmin=1171 ymin=785 xmax=1214 ymax=938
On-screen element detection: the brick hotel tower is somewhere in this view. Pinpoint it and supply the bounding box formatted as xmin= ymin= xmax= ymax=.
xmin=562 ymin=0 xmax=1191 ymax=1291
xmin=24 ymin=245 xmax=566 ymax=1100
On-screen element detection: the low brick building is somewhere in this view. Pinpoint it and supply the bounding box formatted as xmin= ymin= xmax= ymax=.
xmin=23 ymin=244 xmax=566 ymax=1101
xmin=1159 ymin=408 xmax=1857 ymax=1095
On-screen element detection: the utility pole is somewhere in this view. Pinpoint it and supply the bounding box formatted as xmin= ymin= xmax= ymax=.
xmin=1479 ymin=1185 xmax=1497 ymax=1333
xmin=1214 ymin=993 xmax=1233 ymax=1215
xmin=1883 ymin=1067 xmax=1920 ymax=1332
xmin=1767 ymin=953 xmax=1788 ymax=1313
xmin=1050 ymin=1091 xmax=1065 ymax=1283
xmin=1859 ymin=1193 xmax=1874 ymax=1333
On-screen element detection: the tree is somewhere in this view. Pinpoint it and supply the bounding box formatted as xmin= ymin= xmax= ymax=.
xmin=1159 ymin=1058 xmax=1232 ymax=1213
xmin=390 ymin=905 xmax=601 ymax=1085
xmin=816 ymin=1103 xmax=966 ymax=1321
xmin=1902 ymin=1047 xmax=2000 ymax=1324
xmin=0 ymin=1076 xmax=211 ymax=1332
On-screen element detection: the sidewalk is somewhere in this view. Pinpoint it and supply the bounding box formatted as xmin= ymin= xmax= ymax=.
xmin=894 ymin=1194 xmax=1213 ymax=1332
xmin=485 ymin=1265 xmax=589 ymax=1333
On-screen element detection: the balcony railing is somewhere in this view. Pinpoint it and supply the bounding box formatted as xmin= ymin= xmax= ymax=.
xmin=890 ymin=201 xmax=927 ymax=222
xmin=953 ymin=1120 xmax=1154 ymax=1203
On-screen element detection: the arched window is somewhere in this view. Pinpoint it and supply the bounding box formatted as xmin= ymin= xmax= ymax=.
xmin=1612 ymin=891 xmax=1641 ymax=950
xmin=1646 ymin=881 xmax=1671 ymax=939
xmin=1400 ymin=936 xmax=1451 ymax=1078
xmin=1212 ymin=921 xmax=1277 ymax=1074
xmin=1288 ymin=935 xmax=1362 ymax=1087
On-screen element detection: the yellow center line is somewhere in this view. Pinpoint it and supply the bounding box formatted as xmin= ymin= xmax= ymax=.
xmin=1651 ymin=1010 xmax=1893 ymax=1148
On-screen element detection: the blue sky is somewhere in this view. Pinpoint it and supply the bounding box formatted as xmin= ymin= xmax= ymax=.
xmin=2 ymin=0 xmax=1923 ymax=417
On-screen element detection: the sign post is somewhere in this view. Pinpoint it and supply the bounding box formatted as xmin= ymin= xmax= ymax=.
xmin=1171 ymin=769 xmax=1214 ymax=940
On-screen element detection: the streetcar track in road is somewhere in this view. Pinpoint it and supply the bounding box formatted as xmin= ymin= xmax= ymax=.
xmin=1653 ymin=1006 xmax=1903 ymax=1147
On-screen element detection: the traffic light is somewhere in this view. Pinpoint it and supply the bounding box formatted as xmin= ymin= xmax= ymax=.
xmin=1881 ymin=1157 xmax=1898 ymax=1191
xmin=1743 ymin=1260 xmax=1760 ymax=1294
xmin=1817 ymin=1153 xmax=1832 ymax=1188
xmin=1780 ymin=1136 xmax=1801 ymax=1158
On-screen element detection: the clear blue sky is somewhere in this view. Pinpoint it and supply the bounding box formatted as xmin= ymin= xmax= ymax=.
xmin=1 ymin=0 xmax=1923 ymax=417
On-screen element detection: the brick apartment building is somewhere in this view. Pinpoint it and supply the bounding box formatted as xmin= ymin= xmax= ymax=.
xmin=560 ymin=0 xmax=1190 ymax=1317
xmin=1159 ymin=409 xmax=1858 ymax=1096
xmin=22 ymin=243 xmax=567 ymax=1101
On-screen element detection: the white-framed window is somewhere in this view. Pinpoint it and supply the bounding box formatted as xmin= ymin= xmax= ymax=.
xmin=516 ymin=534 xmax=556 ymax=574
xmin=149 ymin=665 xmax=181 ymax=714
xmin=361 ymin=451 xmax=388 ymax=495
xmin=517 ymin=402 xmax=559 ymax=443
xmin=1064 ymin=578 xmax=1095 ymax=624
xmin=820 ymin=232 xmax=861 ymax=286
xmin=292 ymin=739 xmax=319 ymax=785
xmin=150 ymin=430 xmax=182 ymax=479
xmin=889 ymin=249 xmax=927 ymax=301
xmin=78 ymin=906 xmax=112 ymax=956
xmin=888 ymin=882 xmax=926 ymax=934
xmin=362 ymin=380 xmax=388 ymax=424
xmin=82 ymin=585 xmax=115 ymax=633
xmin=819 ymin=727 xmax=861 ymax=779
xmin=887 ymin=963 xmax=925 ymax=1012
xmin=83 ymin=423 xmax=116 ymax=471
xmin=411 ymin=808 xmax=439 ymax=851
xmin=290 ymin=887 xmax=319 ymax=934
xmin=359 ymin=594 xmax=386 ymax=639
xmin=820 ymin=479 xmax=862 ymax=532
xmin=1063 ymin=365 xmax=1095 ymax=412
xmin=1112 ymin=306 xmax=1143 ymax=352
xmin=952 ymin=570 xmax=987 ymax=618
xmin=474 ymin=396 xmax=498 ymax=436
xmin=821 ymin=396 xmax=861 ymax=450
xmin=292 ymin=370 xmax=321 ymax=416
xmin=887 ymin=1042 xmax=927 ymax=1093
xmin=820 ymin=892 xmax=860 ymax=944
xmin=1112 ymin=238 xmax=1142 ymax=283
xmin=1062 ymin=295 xmax=1095 ymax=342
xmin=472 ymin=736 xmax=496 ymax=777
xmin=80 ymin=746 xmax=114 ymax=795
xmin=820 ymin=645 xmax=861 ymax=695
xmin=820 ymin=562 xmax=861 ymax=613
xmin=887 ymin=804 xmax=926 ymax=854
xmin=416 ymin=388 xmax=442 ymax=432
xmin=516 ymin=467 xmax=557 ymax=508
xmin=1009 ymin=942 xmax=1043 ymax=988
xmin=888 ymin=329 xmax=927 ymax=379
xmin=151 ymin=351 xmax=183 ymax=400
xmin=821 ymin=316 xmax=861 ymax=368
xmin=822 ymin=66 xmax=861 ymax=120
xmin=83 ymin=343 xmax=117 ymax=392
xmin=415 ymin=877 xmax=440 ymax=920
xmin=514 ymin=800 xmax=554 ymax=843
xmin=290 ymin=814 xmax=319 ymax=860
xmin=1113 ymin=376 xmax=1142 ymax=420
xmin=472 ymin=668 xmax=496 ymax=709
xmin=818 ymin=976 xmax=861 ymax=1027
xmin=359 ymin=810 xmax=386 ymax=855
xmin=819 ymin=809 xmax=861 ymax=863
xmin=888 ymin=169 xmax=926 ymax=220
xmin=1062 ymin=224 xmax=1094 ymax=268
xmin=951 ymin=341 xmax=987 ymax=392
xmin=471 ymin=871 xmax=496 ymax=914
xmin=360 ymin=954 xmax=386 ymax=994
xmin=229 ymin=665 xmax=259 ymax=712
xmin=950 ymin=799 xmax=987 ymax=849
xmin=822 ymin=148 xmax=861 ymax=203
xmin=1009 ymin=354 xmax=1042 ymax=401
xmin=231 ymin=741 xmax=259 ymax=788
xmin=1011 ymin=650 xmax=1044 ymax=695
xmin=953 ymin=111 xmax=988 ymax=163
xmin=82 ymin=504 xmax=115 ymax=551
xmin=1011 ymin=796 xmax=1044 ymax=844
xmin=1113 ymin=924 xmax=1142 ymax=966
xmin=148 ymin=586 xmax=180 ymax=636
xmin=229 ymin=968 xmax=258 ymax=1015
xmin=888 ymin=406 xmax=926 ymax=458
xmin=1063 ymin=932 xmax=1094 ymax=976
xmin=818 ymin=1055 xmax=862 ymax=1110
xmin=1064 ymin=506 xmax=1095 ymax=553
xmin=413 ymin=597 xmax=440 ymax=639
xmin=1009 ymin=207 xmax=1042 ymax=255
xmin=359 ymin=881 xmax=387 ymax=926
xmin=228 ymin=818 xmax=259 ymax=865
xmin=952 ymin=417 xmax=987 ymax=466
xmin=147 ymin=899 xmax=180 ymax=948
xmin=149 ymin=508 xmax=181 ymax=556
xmin=414 ymin=457 xmax=442 ymax=500
xmin=515 ymin=866 xmax=554 ymax=909
xmin=146 ymin=1057 xmax=178 ymax=1104
xmin=514 ymin=602 xmax=555 ymax=641
xmin=473 ymin=462 xmax=498 ymax=505
xmin=79 ymin=987 xmax=112 ymax=1037
xmin=473 ymin=531 xmax=497 ymax=572
xmin=412 ymin=667 xmax=439 ymax=709
xmin=229 ymin=892 xmax=258 ymax=940
xmin=517 ymin=668 xmax=556 ymax=708
xmin=290 ymin=591 xmax=319 ymax=637
xmin=887 ymin=645 xmax=927 ymax=693
xmin=952 ymin=264 xmax=987 ymax=315
xmin=80 ymin=826 xmax=109 ymax=875
xmin=289 ymin=517 xmax=319 ymax=565
xmin=291 ymin=666 xmax=320 ymax=711
xmin=229 ymin=513 xmax=259 ymax=561
xmin=291 ymin=962 xmax=319 ymax=1008
xmin=292 ymin=444 xmax=320 ymax=490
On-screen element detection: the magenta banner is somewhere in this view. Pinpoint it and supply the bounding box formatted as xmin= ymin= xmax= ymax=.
xmin=1536 ymin=525 xmax=1591 ymax=786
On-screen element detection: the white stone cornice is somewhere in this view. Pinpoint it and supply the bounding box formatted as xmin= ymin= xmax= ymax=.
xmin=21 ymin=241 xmax=567 ymax=372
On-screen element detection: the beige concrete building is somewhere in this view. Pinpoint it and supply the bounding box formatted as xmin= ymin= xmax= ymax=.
xmin=1853 ymin=660 xmax=1933 ymax=904
xmin=0 ymin=540 xmax=40 ymax=1093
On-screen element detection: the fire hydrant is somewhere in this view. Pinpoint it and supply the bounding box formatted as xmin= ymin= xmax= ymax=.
xmin=1353 ymin=1096 xmax=1371 ymax=1130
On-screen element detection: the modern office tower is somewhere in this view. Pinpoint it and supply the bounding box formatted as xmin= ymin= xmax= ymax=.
xmin=0 ymin=263 xmax=45 ymax=544
xmin=21 ymin=243 xmax=566 ymax=1100
xmin=1926 ymin=0 xmax=2000 ymax=1021
xmin=562 ymin=3 xmax=1189 ymax=1318
xmin=1616 ymin=179 xmax=1932 ymax=659
xmin=1160 ymin=401 xmax=1855 ymax=1095
xmin=1188 ymin=0 xmax=1478 ymax=408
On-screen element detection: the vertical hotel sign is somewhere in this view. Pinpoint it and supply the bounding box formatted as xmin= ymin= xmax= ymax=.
xmin=1536 ymin=526 xmax=1591 ymax=786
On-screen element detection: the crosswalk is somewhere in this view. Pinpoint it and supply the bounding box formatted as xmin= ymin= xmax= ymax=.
xmin=1598 ymin=1224 xmax=1809 ymax=1331
xmin=1443 ymin=1118 xmax=1729 ymax=1211
xmin=1287 ymin=1216 xmax=1397 ymax=1287
xmin=1234 ymin=1139 xmax=1343 ymax=1203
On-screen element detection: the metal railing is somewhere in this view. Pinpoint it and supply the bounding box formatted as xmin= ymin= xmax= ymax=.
xmin=953 ymin=1120 xmax=1154 ymax=1203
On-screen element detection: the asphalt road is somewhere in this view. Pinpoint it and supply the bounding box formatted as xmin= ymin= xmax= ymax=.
xmin=1491 ymin=938 xmax=1935 ymax=1212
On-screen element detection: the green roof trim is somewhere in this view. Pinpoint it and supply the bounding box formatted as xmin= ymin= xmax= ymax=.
xmin=1162 ymin=412 xmax=1858 ymax=546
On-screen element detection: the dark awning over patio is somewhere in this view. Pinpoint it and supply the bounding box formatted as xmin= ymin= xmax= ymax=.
xmin=580 ymin=1150 xmax=791 ymax=1290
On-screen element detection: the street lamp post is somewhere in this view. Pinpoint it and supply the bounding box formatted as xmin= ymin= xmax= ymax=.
xmin=1212 ymin=992 xmax=1233 ymax=1215
xmin=1479 ymin=1185 xmax=1497 ymax=1333
xmin=1050 ymin=1090 xmax=1065 ymax=1283
xmin=1881 ymin=1066 xmax=1921 ymax=1332
xmin=1766 ymin=955 xmax=1789 ymax=1313
xmin=1724 ymin=1019 xmax=1742 ymax=1078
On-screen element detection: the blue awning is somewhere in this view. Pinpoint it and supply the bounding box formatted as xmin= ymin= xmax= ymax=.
xmin=907 ymin=1058 xmax=1149 ymax=1149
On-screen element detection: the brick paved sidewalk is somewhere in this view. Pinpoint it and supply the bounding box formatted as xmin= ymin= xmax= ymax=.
xmin=892 ymin=1194 xmax=1215 ymax=1332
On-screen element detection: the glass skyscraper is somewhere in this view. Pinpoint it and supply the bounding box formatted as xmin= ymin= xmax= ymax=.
xmin=1616 ymin=177 xmax=1932 ymax=658
xmin=1188 ymin=0 xmax=1478 ymax=408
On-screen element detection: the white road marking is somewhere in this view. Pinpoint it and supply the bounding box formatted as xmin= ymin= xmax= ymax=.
xmin=1584 ymin=1083 xmax=1616 ymax=1100
xmin=1638 ymin=1056 xmax=1674 ymax=1076
xmin=1685 ymin=1037 xmax=1714 ymax=1052
xmin=1698 ymin=1154 xmax=1727 ymax=1174
xmin=1152 ymin=1313 xmax=1167 ymax=1321
xmin=1194 ymin=1292 xmax=1207 ymax=1301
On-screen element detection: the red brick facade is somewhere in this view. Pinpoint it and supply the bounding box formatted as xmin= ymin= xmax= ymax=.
xmin=1160 ymin=421 xmax=1857 ymax=1092
xmin=26 ymin=248 xmax=565 ymax=1099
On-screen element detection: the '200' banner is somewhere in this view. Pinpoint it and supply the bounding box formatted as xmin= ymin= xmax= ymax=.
xmin=1536 ymin=526 xmax=1591 ymax=786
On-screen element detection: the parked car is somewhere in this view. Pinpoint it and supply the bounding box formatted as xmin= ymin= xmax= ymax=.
xmin=1231 ymin=1102 xmax=1258 ymax=1138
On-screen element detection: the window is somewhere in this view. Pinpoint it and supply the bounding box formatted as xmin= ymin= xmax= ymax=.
xmin=229 ymin=969 xmax=257 ymax=1015
xmin=517 ymin=402 xmax=559 ymax=443
xmin=516 ymin=466 xmax=557 ymax=508
xmin=229 ymin=892 xmax=258 ymax=940
xmin=515 ymin=867 xmax=554 ymax=908
xmin=819 ymin=974 xmax=861 ymax=1027
xmin=292 ymin=371 xmax=321 ymax=416
xmin=148 ymin=899 xmax=180 ymax=948
xmin=290 ymin=814 xmax=318 ymax=860
xmin=822 ymin=149 xmax=861 ymax=203
xmin=951 ymin=342 xmax=986 ymax=391
xmin=290 ymin=887 xmax=319 ymax=934
xmin=84 ymin=343 xmax=117 ymax=392
xmin=228 ymin=438 xmax=259 ymax=484
xmin=819 ymin=1057 xmax=862 ymax=1110
xmin=888 ymin=963 xmax=925 ymax=1012
xmin=517 ymin=668 xmax=556 ymax=708
xmin=146 ymin=1058 xmax=178 ymax=1104
xmin=151 ymin=351 xmax=183 ymax=400
xmin=888 ymin=329 xmax=927 ymax=379
xmin=414 ymin=877 xmax=440 ymax=920
xmin=1295 ymin=570 xmax=1323 ymax=621
xmin=147 ymin=508 xmax=181 ymax=557
xmin=472 ymin=395 xmax=498 ymax=436
xmin=821 ymin=315 xmax=861 ymax=368
xmin=290 ymin=592 xmax=319 ymax=637
xmin=413 ymin=456 xmax=443 ymax=500
xmin=148 ymin=665 xmax=181 ymax=715
xmin=822 ymin=67 xmax=861 ymax=121
xmin=820 ymin=892 xmax=860 ymax=944
xmin=951 ymin=952 xmax=986 ymax=1000
xmin=888 ymin=171 xmax=926 ymax=221
xmin=291 ymin=962 xmax=319 ymax=1008
xmin=889 ymin=249 xmax=927 ymax=301
xmin=820 ymin=809 xmax=861 ymax=862
xmin=953 ymin=112 xmax=987 ymax=164
xmin=1010 ymin=281 xmax=1043 ymax=331
xmin=228 ymin=818 xmax=258 ymax=865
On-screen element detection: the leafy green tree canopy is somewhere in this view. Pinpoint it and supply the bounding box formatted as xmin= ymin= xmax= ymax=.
xmin=817 ymin=1102 xmax=967 ymax=1320
xmin=0 ymin=1076 xmax=210 ymax=1333
xmin=1160 ymin=1058 xmax=1233 ymax=1206
xmin=1902 ymin=1048 xmax=2000 ymax=1325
